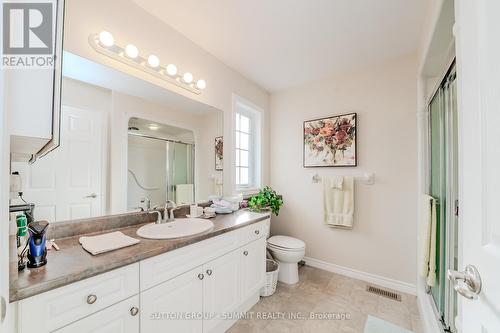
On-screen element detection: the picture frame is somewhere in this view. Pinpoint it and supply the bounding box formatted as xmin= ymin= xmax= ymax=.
xmin=215 ymin=136 xmax=223 ymax=170
xmin=303 ymin=112 xmax=357 ymax=167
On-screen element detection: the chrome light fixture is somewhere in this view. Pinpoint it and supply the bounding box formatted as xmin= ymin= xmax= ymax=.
xmin=89 ymin=31 xmax=206 ymax=94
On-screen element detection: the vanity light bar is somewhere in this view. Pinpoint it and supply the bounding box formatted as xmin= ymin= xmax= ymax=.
xmin=88 ymin=31 xmax=206 ymax=94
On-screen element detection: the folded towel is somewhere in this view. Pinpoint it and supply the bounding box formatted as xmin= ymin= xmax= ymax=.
xmin=79 ymin=231 xmax=140 ymax=256
xmin=212 ymin=199 xmax=232 ymax=209
xmin=420 ymin=194 xmax=437 ymax=286
xmin=324 ymin=176 xmax=354 ymax=228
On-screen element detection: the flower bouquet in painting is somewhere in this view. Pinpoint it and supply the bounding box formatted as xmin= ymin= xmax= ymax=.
xmin=215 ymin=136 xmax=223 ymax=170
xmin=303 ymin=113 xmax=357 ymax=167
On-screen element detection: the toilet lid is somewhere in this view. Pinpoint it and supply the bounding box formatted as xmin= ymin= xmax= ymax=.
xmin=267 ymin=236 xmax=305 ymax=250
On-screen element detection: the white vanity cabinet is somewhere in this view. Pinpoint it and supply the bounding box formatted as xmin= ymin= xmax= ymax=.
xmin=241 ymin=238 xmax=266 ymax=301
xmin=54 ymin=295 xmax=140 ymax=333
xmin=16 ymin=219 xmax=270 ymax=333
xmin=17 ymin=263 xmax=139 ymax=333
xmin=140 ymin=266 xmax=204 ymax=332
xmin=202 ymin=249 xmax=243 ymax=333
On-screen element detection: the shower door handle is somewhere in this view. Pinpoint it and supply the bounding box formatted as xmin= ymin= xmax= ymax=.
xmin=447 ymin=265 xmax=482 ymax=300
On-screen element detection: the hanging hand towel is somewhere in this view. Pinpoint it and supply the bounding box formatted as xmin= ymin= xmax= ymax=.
xmin=324 ymin=176 xmax=354 ymax=228
xmin=419 ymin=194 xmax=437 ymax=287
xmin=176 ymin=184 xmax=194 ymax=205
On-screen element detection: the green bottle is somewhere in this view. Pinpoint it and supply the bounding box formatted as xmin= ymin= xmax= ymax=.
xmin=16 ymin=214 xmax=27 ymax=237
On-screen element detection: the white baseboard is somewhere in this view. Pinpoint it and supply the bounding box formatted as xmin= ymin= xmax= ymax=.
xmin=303 ymin=256 xmax=417 ymax=295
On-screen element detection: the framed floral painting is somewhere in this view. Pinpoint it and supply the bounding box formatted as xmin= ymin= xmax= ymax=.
xmin=303 ymin=113 xmax=357 ymax=167
xmin=215 ymin=136 xmax=223 ymax=170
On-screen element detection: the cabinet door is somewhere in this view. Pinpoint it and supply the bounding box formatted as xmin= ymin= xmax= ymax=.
xmin=203 ymin=250 xmax=242 ymax=333
xmin=241 ymin=238 xmax=266 ymax=301
xmin=54 ymin=295 xmax=139 ymax=333
xmin=141 ymin=267 xmax=203 ymax=333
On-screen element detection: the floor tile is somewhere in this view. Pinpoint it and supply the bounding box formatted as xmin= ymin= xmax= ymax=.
xmin=227 ymin=265 xmax=420 ymax=333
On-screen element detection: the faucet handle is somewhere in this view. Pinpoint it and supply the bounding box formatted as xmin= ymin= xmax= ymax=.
xmin=140 ymin=197 xmax=151 ymax=211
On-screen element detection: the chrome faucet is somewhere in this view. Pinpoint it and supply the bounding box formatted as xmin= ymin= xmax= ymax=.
xmin=151 ymin=210 xmax=162 ymax=224
xmin=164 ymin=200 xmax=180 ymax=222
xmin=141 ymin=197 xmax=162 ymax=224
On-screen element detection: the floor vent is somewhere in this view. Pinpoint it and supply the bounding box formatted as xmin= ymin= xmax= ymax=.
xmin=366 ymin=285 xmax=401 ymax=301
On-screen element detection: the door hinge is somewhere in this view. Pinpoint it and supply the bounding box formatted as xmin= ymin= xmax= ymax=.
xmin=454 ymin=200 xmax=459 ymax=217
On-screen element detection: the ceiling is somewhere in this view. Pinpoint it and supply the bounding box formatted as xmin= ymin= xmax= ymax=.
xmin=133 ymin=0 xmax=426 ymax=92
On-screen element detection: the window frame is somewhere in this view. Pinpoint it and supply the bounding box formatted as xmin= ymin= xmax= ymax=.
xmin=232 ymin=95 xmax=262 ymax=194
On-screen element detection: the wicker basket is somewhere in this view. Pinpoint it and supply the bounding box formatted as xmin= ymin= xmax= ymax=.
xmin=260 ymin=259 xmax=279 ymax=297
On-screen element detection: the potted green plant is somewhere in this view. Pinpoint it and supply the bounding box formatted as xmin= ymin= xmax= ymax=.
xmin=248 ymin=186 xmax=283 ymax=216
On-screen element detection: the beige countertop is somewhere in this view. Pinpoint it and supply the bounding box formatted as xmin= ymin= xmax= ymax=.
xmin=10 ymin=209 xmax=270 ymax=302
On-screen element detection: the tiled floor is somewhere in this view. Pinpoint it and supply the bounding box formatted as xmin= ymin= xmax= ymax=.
xmin=229 ymin=265 xmax=422 ymax=333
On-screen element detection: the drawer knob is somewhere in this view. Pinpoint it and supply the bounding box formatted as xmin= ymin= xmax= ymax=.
xmin=206 ymin=269 xmax=213 ymax=276
xmin=198 ymin=273 xmax=204 ymax=280
xmin=130 ymin=307 xmax=139 ymax=316
xmin=87 ymin=294 xmax=97 ymax=304
xmin=254 ymin=230 xmax=260 ymax=235
xmin=243 ymin=251 xmax=249 ymax=256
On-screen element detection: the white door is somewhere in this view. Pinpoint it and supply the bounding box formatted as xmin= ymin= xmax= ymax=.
xmin=141 ymin=267 xmax=203 ymax=333
xmin=241 ymin=238 xmax=266 ymax=300
xmin=0 ymin=18 xmax=10 ymax=330
xmin=453 ymin=0 xmax=500 ymax=332
xmin=54 ymin=295 xmax=140 ymax=333
xmin=11 ymin=105 xmax=105 ymax=222
xmin=203 ymin=250 xmax=242 ymax=333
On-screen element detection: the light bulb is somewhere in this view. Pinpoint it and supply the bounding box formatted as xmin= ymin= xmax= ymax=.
xmin=98 ymin=31 xmax=114 ymax=47
xmin=183 ymin=72 xmax=193 ymax=84
xmin=147 ymin=55 xmax=160 ymax=68
xmin=166 ymin=64 xmax=177 ymax=76
xmin=125 ymin=44 xmax=139 ymax=59
xmin=196 ymin=79 xmax=206 ymax=90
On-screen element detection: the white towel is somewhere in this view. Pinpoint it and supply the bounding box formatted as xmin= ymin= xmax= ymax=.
xmin=176 ymin=184 xmax=194 ymax=205
xmin=420 ymin=194 xmax=437 ymax=287
xmin=324 ymin=176 xmax=354 ymax=228
xmin=79 ymin=231 xmax=140 ymax=256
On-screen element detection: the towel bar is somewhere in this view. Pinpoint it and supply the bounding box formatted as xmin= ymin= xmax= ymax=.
xmin=312 ymin=172 xmax=375 ymax=185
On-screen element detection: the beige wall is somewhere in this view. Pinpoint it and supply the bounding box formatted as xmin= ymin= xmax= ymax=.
xmin=64 ymin=0 xmax=270 ymax=197
xmin=269 ymin=54 xmax=418 ymax=286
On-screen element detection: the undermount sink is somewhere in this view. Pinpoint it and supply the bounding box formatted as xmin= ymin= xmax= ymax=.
xmin=136 ymin=218 xmax=214 ymax=239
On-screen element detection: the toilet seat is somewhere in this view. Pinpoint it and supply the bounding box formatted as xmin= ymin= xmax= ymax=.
xmin=267 ymin=235 xmax=305 ymax=251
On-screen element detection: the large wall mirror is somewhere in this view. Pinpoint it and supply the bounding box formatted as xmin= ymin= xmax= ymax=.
xmin=10 ymin=52 xmax=224 ymax=223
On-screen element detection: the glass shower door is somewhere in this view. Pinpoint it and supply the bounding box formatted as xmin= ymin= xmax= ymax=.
xmin=428 ymin=63 xmax=458 ymax=332
xmin=166 ymin=141 xmax=194 ymax=204
xmin=429 ymin=87 xmax=446 ymax=317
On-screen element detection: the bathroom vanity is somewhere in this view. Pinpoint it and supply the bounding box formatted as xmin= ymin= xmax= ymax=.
xmin=11 ymin=210 xmax=270 ymax=333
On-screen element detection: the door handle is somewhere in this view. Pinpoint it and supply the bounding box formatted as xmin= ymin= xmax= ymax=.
xmin=447 ymin=265 xmax=482 ymax=300
xmin=83 ymin=193 xmax=97 ymax=199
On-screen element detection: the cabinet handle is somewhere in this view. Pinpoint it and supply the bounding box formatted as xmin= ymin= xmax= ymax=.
xmin=206 ymin=269 xmax=213 ymax=276
xmin=130 ymin=307 xmax=139 ymax=316
xmin=87 ymin=294 xmax=97 ymax=304
xmin=243 ymin=251 xmax=249 ymax=256
xmin=254 ymin=230 xmax=260 ymax=235
xmin=198 ymin=273 xmax=204 ymax=280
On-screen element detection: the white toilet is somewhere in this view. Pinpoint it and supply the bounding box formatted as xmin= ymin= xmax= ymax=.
xmin=267 ymin=235 xmax=306 ymax=284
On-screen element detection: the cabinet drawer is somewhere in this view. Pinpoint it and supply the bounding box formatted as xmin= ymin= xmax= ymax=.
xmin=140 ymin=231 xmax=239 ymax=291
xmin=53 ymin=295 xmax=140 ymax=333
xmin=18 ymin=263 xmax=139 ymax=333
xmin=237 ymin=219 xmax=270 ymax=245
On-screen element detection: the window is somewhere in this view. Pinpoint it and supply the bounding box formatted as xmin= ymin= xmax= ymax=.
xmin=234 ymin=97 xmax=261 ymax=191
